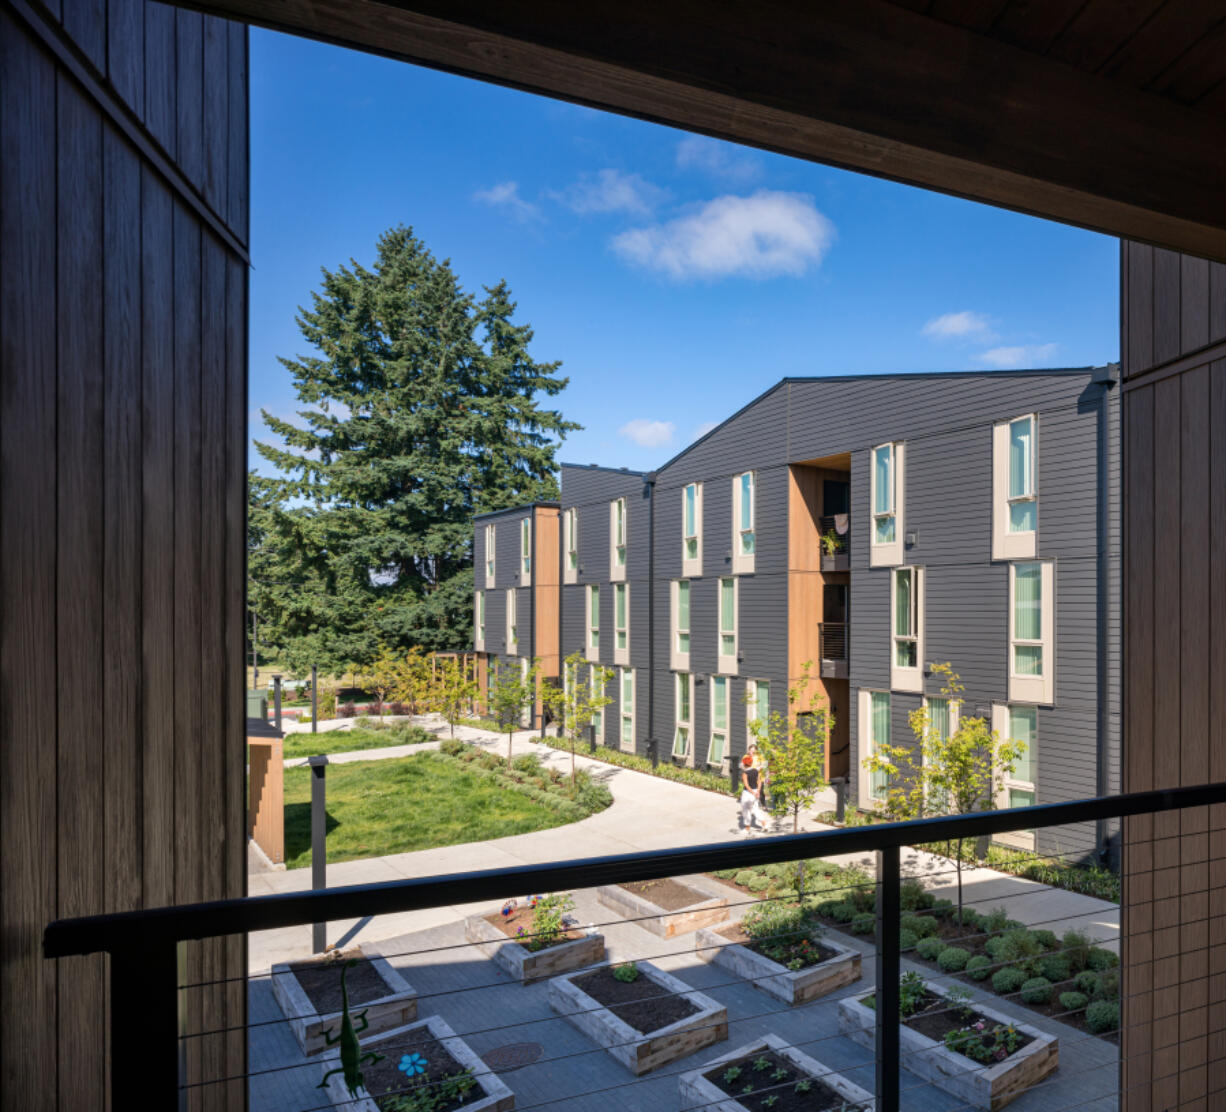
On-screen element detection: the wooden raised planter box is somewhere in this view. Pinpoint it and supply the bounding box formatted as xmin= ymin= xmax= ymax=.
xmin=464 ymin=912 xmax=605 ymax=983
xmin=595 ymin=876 xmax=729 ymax=938
xmin=547 ymin=959 xmax=727 ymax=1075
xmin=271 ymin=943 xmax=417 ymax=1057
xmin=678 ymin=1032 xmax=875 ymax=1112
xmin=318 ymin=1014 xmax=514 ymax=1112
xmin=838 ymin=982 xmax=1058 ymax=1111
xmin=694 ymin=923 xmax=861 ymax=1004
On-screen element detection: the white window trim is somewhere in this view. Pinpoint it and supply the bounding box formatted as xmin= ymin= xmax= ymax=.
xmin=613 ymin=582 xmax=630 ymax=666
xmin=992 ymin=414 xmax=1038 ymax=561
xmin=858 ymin=688 xmax=891 ymax=811
xmin=869 ymin=442 xmax=905 ymax=567
xmin=484 ymin=523 xmax=496 ymax=587
xmin=732 ymin=472 xmax=756 ymax=575
xmin=670 ymin=579 xmax=691 ymax=671
xmin=474 ymin=590 xmax=485 ymax=652
xmin=609 ymin=497 xmax=627 ymax=582
xmin=717 ymin=576 xmax=738 ymax=675
xmin=586 ymin=583 xmax=600 ymax=663
xmin=709 ymin=675 xmax=730 ymax=768
xmin=590 ymin=666 xmax=605 ymax=744
xmin=506 ymin=588 xmax=518 ymax=655
xmin=520 ymin=657 xmax=532 ymax=727
xmin=992 ymin=704 xmax=1037 ymax=849
xmin=519 ymin=517 xmax=532 ymax=586
xmin=682 ymin=482 xmax=703 ymax=577
xmin=920 ymin=695 xmax=958 ymax=814
xmin=890 ymin=566 xmax=924 ymax=693
xmin=672 ymin=672 xmax=694 ymax=763
xmin=746 ymin=678 xmax=769 ymax=748
xmin=619 ymin=667 xmax=635 ymax=753
xmin=563 ymin=507 xmax=578 ymax=585
xmin=1008 ymin=560 xmax=1055 ymax=704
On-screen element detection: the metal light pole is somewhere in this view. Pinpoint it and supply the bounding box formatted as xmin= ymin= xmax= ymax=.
xmin=309 ymin=754 xmax=328 ymax=953
xmin=272 ymin=674 xmax=283 ymax=732
xmin=311 ymin=663 xmax=318 ymax=734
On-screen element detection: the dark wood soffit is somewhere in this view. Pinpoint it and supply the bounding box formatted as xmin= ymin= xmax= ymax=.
xmin=180 ymin=0 xmax=1226 ymax=260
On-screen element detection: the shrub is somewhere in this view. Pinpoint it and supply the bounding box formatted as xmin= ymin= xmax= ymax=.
xmin=1036 ymin=953 xmax=1071 ymax=984
xmin=982 ymin=907 xmax=1011 ymax=934
xmin=511 ymin=753 xmax=543 ymax=774
xmin=440 ymin=738 xmax=464 ymax=756
xmin=1074 ymin=970 xmax=1101 ymax=996
xmin=916 ymin=936 xmax=945 ymax=961
xmin=1085 ymin=999 xmax=1120 ymax=1033
xmin=1093 ymin=969 xmax=1119 ymax=1001
xmin=931 ymin=898 xmax=955 ymax=920
xmin=747 ymin=875 xmax=771 ymax=893
xmin=612 ymin=962 xmax=639 ymax=983
xmin=901 ymin=914 xmax=938 ymax=939
xmin=956 ymin=906 xmax=981 ymax=929
xmin=851 ymin=913 xmax=875 ymax=935
xmin=938 ymin=947 xmax=971 ymax=972
xmin=734 ymin=869 xmax=758 ymax=888
xmin=829 ymin=902 xmax=856 ymax=923
xmin=966 ymin=955 xmax=991 ymax=981
xmin=900 ymin=879 xmax=933 ymax=911
xmin=1032 ymin=929 xmax=1058 ymax=950
xmin=1059 ymin=991 xmax=1089 ymax=1012
xmin=992 ymin=967 xmax=1027 ymax=995
xmin=1020 ymin=977 xmax=1053 ymax=1004
xmin=815 ymin=898 xmax=844 ymax=917
xmin=1061 ymin=928 xmax=1091 ymax=972
xmin=899 ymin=928 xmax=918 ymax=952
xmin=1087 ymin=947 xmax=1119 ymax=972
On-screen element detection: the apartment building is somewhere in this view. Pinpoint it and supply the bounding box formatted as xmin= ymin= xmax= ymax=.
xmin=474 ymin=368 xmax=1120 ymax=862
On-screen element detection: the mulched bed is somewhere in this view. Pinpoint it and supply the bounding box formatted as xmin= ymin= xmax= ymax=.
xmin=619 ymin=877 xmax=708 ymax=911
xmin=290 ymin=949 xmax=391 ymax=1015
xmin=483 ymin=907 xmax=580 ymax=950
xmin=704 ymin=1047 xmax=868 ymax=1112
xmin=357 ymin=1033 xmax=482 ymax=1112
xmin=715 ymin=922 xmax=840 ymax=970
xmin=572 ymin=965 xmax=699 ymax=1034
xmin=901 ymin=990 xmax=1035 ymax=1054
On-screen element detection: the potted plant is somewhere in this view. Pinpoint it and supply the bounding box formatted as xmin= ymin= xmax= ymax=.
xmin=464 ymin=891 xmax=605 ymax=983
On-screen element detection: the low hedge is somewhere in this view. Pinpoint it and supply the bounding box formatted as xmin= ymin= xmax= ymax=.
xmin=916 ymin=936 xmax=945 ymax=961
xmin=937 ymin=946 xmax=971 ymax=972
xmin=534 ymin=736 xmax=736 ymax=796
xmin=1059 ymin=991 xmax=1089 ymax=1012
xmin=966 ymin=955 xmax=991 ymax=981
xmin=992 ymin=967 xmax=1028 ymax=995
xmin=1085 ymin=999 xmax=1120 ymax=1033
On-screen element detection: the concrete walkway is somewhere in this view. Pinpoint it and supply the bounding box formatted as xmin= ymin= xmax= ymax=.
xmin=247 ymin=718 xmax=1118 ymax=974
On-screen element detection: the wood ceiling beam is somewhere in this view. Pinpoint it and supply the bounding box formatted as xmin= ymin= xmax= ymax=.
xmin=185 ymin=0 xmax=1226 ymax=259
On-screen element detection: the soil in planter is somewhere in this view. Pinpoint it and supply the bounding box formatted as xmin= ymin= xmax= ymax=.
xmin=619 ymin=877 xmax=708 ymax=911
xmin=572 ymin=966 xmax=700 ymax=1034
xmin=354 ymin=1033 xmax=482 ymax=1112
xmin=864 ymin=989 xmax=1036 ymax=1062
xmin=716 ymin=923 xmax=840 ymax=971
xmin=704 ymin=1047 xmax=868 ymax=1112
xmin=483 ymin=907 xmax=580 ymax=951
xmin=290 ymin=949 xmax=392 ymax=1016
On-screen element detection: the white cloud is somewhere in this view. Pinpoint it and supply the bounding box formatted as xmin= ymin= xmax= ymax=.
xmin=553 ymin=169 xmax=666 ymax=216
xmin=921 ymin=311 xmax=994 ymax=340
xmin=693 ymin=420 xmax=719 ymax=440
xmin=473 ymin=181 xmax=540 ymax=222
xmin=612 ymin=191 xmax=834 ymax=280
xmin=676 ymin=136 xmax=761 ymax=183
xmin=978 ymin=343 xmax=1060 ymax=368
xmin=619 ymin=418 xmax=676 ymax=448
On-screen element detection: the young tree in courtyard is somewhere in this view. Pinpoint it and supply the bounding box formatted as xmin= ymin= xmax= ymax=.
xmin=487 ymin=658 xmax=541 ymax=764
xmin=545 ymin=652 xmax=614 ymax=792
xmin=864 ymin=662 xmax=1024 ymax=925
xmin=747 ymin=663 xmax=830 ymax=834
xmin=430 ymin=654 xmax=480 ymax=739
xmin=369 ymin=644 xmax=401 ymax=715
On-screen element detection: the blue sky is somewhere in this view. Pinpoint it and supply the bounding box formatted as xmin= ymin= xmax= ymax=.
xmin=249 ymin=30 xmax=1119 ymax=475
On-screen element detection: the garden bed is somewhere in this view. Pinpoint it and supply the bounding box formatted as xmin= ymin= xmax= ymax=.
xmin=464 ymin=902 xmax=605 ymax=984
xmin=272 ymin=944 xmax=417 ymax=1056
xmin=547 ymin=960 xmax=727 ymax=1075
xmin=694 ymin=921 xmax=860 ymax=1004
xmin=679 ymin=1032 xmax=874 ymax=1112
xmin=317 ymin=1013 xmax=513 ymax=1112
xmin=838 ymin=979 xmax=1057 ymax=1110
xmin=596 ymin=876 xmax=729 ymax=938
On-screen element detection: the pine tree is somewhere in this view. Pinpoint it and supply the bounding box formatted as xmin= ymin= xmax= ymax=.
xmin=254 ymin=226 xmax=578 ymax=666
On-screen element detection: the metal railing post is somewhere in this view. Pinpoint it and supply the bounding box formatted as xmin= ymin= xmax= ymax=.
xmin=310 ymin=754 xmax=328 ymax=952
xmin=272 ymin=673 xmax=282 ymax=731
xmin=876 ymin=844 xmax=901 ymax=1112
xmin=110 ymin=939 xmax=180 ymax=1106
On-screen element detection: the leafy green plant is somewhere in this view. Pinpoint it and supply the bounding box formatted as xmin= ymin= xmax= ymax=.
xmin=899 ymin=971 xmax=928 ymax=1018
xmin=943 ymin=1021 xmax=1022 ymax=1064
xmin=1059 ymin=991 xmax=1089 ymax=1012
xmin=1036 ymin=952 xmax=1071 ymax=983
xmin=762 ymin=1096 xmax=779 ymax=1109
xmin=1087 ymin=947 xmax=1119 ymax=972
xmin=521 ymin=892 xmax=573 ymax=952
xmin=794 ymin=1079 xmax=812 ymax=1094
xmin=543 ymin=652 xmax=615 ymax=792
xmin=992 ymin=967 xmax=1028 ymax=995
xmin=1020 ymin=976 xmax=1053 ymax=1004
xmin=966 ymin=955 xmax=991 ymax=981
xmin=612 ymin=962 xmax=639 ymax=983
xmin=1061 ymin=928 xmax=1092 ymax=972
xmin=722 ymin=1066 xmax=742 ymax=1084
xmin=771 ymin=1067 xmax=789 ymax=1081
xmin=1074 ymin=970 xmax=1100 ymax=995
xmin=851 ymin=913 xmax=874 ymax=935
xmin=938 ymin=946 xmax=971 ymax=972
xmin=901 ymin=913 xmax=938 ymax=939
xmin=916 ymin=936 xmax=945 ymax=961
xmin=1085 ymin=999 xmax=1119 ymax=1033
xmin=752 ymin=1056 xmax=772 ymax=1072
xmin=899 ymin=928 xmax=918 ymax=952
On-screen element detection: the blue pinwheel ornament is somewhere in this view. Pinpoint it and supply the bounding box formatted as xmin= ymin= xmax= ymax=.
xmin=398 ymin=1052 xmax=428 ymax=1077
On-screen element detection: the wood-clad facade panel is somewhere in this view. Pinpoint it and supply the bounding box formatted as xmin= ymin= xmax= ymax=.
xmin=0 ymin=3 xmax=249 ymax=1108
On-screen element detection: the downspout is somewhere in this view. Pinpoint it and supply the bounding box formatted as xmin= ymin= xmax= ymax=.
xmin=1093 ymin=365 xmax=1119 ymax=863
xmin=645 ymin=472 xmax=658 ymax=766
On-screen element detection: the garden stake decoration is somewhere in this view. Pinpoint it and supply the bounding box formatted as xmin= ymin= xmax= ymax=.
xmin=316 ymin=959 xmax=384 ymax=1097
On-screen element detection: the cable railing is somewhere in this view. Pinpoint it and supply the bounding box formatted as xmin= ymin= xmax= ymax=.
xmin=42 ymin=781 xmax=1226 ymax=1110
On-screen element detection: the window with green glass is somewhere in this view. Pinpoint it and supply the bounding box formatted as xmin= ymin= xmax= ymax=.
xmin=684 ymin=484 xmax=699 ymax=558
xmin=476 ymin=591 xmax=485 ymax=642
xmin=925 ymin=697 xmax=950 ymax=811
xmin=521 ymin=517 xmax=531 ymax=574
xmin=738 ymin=472 xmax=755 ymax=554
xmin=1012 ymin=562 xmax=1043 ymax=675
xmin=710 ymin=675 xmax=728 ymax=764
xmin=894 ymin=567 xmax=918 ymax=667
xmin=1008 ymin=416 xmax=1037 ymax=533
xmin=590 ymin=667 xmax=603 ymax=737
xmin=719 ymin=578 xmax=736 ymax=658
xmin=676 ymin=580 xmax=690 ymax=654
xmin=673 ymin=673 xmax=692 ymax=757
xmin=588 ymin=584 xmax=599 ymax=651
xmin=620 ymin=668 xmax=634 ymax=747
xmin=485 ymin=523 xmax=496 ymax=580
xmin=565 ymin=508 xmax=578 ymax=570
xmin=1008 ymin=706 xmax=1036 ymax=783
xmin=869 ymin=692 xmax=890 ymax=799
xmin=614 ymin=498 xmax=626 ymax=566
xmin=615 ymin=583 xmax=628 ymax=650
xmin=873 ymin=444 xmax=895 ymax=544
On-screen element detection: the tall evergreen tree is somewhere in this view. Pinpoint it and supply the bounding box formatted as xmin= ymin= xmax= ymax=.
xmin=254 ymin=226 xmax=577 ymax=665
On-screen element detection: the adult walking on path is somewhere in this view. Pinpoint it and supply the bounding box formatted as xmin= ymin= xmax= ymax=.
xmin=738 ymin=751 xmax=768 ymax=834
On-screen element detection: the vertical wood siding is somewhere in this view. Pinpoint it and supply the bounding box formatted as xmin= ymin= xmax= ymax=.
xmin=0 ymin=3 xmax=249 ymax=1108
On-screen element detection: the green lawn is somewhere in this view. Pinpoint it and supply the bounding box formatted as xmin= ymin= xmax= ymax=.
xmin=283 ymin=751 xmax=582 ymax=868
xmin=282 ymin=723 xmax=434 ymax=760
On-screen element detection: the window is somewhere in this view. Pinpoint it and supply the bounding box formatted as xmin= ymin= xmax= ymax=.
xmin=870 ymin=442 xmax=905 ymax=566
xmin=610 ymin=497 xmax=627 ymax=580
xmin=670 ymin=579 xmax=691 ymax=670
xmin=563 ymin=507 xmax=578 ymax=584
xmin=506 ymin=589 xmax=518 ymax=653
xmin=993 ymin=415 xmax=1038 ymax=559
xmin=614 ymin=582 xmax=629 ymax=665
xmin=474 ymin=590 xmax=485 ymax=651
xmin=484 ymin=523 xmax=496 ymax=586
xmin=1009 ymin=561 xmax=1054 ymax=703
xmin=590 ymin=667 xmax=605 ymax=742
xmin=520 ymin=516 xmax=532 ymax=583
xmin=619 ymin=667 xmax=635 ymax=752
xmin=993 ymin=704 xmax=1037 ymax=849
xmin=673 ymin=672 xmax=693 ymax=759
xmin=718 ymin=577 xmax=738 ymax=674
xmin=859 ymin=690 xmax=891 ymax=804
xmin=891 ymin=567 xmax=923 ymax=691
xmin=922 ymin=695 xmax=956 ymax=812
xmin=520 ymin=657 xmax=532 ymax=727
xmin=732 ymin=472 xmax=756 ymax=573
xmin=709 ymin=675 xmax=729 ymax=765
xmin=746 ymin=679 xmax=770 ymax=744
xmin=682 ymin=482 xmax=703 ymax=576
xmin=586 ymin=584 xmax=600 ymax=661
